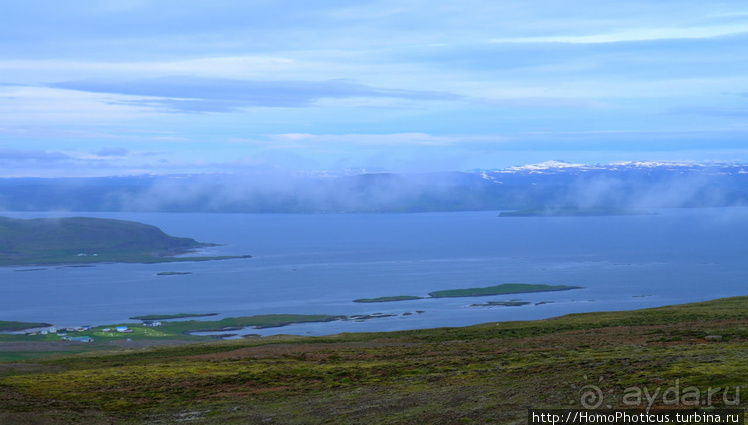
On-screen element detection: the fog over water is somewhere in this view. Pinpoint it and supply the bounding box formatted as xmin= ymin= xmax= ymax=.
xmin=1 ymin=208 xmax=746 ymax=336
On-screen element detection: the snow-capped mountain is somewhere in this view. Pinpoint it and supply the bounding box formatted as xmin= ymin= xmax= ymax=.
xmin=1 ymin=161 xmax=746 ymax=212
xmin=471 ymin=160 xmax=744 ymax=175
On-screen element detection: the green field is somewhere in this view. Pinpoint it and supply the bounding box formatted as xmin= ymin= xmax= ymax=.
xmin=0 ymin=314 xmax=342 ymax=346
xmin=2 ymin=297 xmax=748 ymax=424
xmin=156 ymin=314 xmax=341 ymax=333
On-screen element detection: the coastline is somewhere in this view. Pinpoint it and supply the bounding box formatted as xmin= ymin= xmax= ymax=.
xmin=3 ymin=254 xmax=253 ymax=268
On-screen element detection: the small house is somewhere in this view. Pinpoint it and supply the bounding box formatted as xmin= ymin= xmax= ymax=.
xmin=115 ymin=326 xmax=129 ymax=333
xmin=143 ymin=321 xmax=162 ymax=327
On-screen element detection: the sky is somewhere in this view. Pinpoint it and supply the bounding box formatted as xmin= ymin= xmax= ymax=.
xmin=2 ymin=0 xmax=748 ymax=176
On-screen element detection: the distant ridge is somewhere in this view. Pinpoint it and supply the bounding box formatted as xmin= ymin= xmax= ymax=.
xmin=0 ymin=216 xmax=231 ymax=266
xmin=0 ymin=161 xmax=746 ymax=212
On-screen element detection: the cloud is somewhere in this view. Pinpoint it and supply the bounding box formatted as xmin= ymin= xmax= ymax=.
xmin=47 ymin=76 xmax=463 ymax=112
xmin=0 ymin=149 xmax=70 ymax=162
xmin=92 ymin=148 xmax=128 ymax=157
xmin=490 ymin=24 xmax=748 ymax=44
xmin=229 ymin=133 xmax=500 ymax=148
xmin=670 ymin=106 xmax=748 ymax=117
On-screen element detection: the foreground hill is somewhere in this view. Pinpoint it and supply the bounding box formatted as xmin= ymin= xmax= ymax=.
xmin=1 ymin=296 xmax=747 ymax=424
xmin=0 ymin=216 xmax=247 ymax=266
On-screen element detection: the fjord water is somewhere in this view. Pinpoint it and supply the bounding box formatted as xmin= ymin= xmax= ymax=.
xmin=2 ymin=209 xmax=746 ymax=336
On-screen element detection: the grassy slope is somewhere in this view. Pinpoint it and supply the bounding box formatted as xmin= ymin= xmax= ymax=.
xmin=0 ymin=216 xmax=249 ymax=265
xmin=1 ymin=297 xmax=748 ymax=424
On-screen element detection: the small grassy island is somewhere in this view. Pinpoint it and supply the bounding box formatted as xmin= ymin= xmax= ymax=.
xmin=0 ymin=216 xmax=252 ymax=266
xmin=429 ymin=283 xmax=581 ymax=298
xmin=353 ymin=295 xmax=423 ymax=303
xmin=498 ymin=207 xmax=655 ymax=217
xmin=156 ymin=271 xmax=193 ymax=276
xmin=129 ymin=313 xmax=218 ymax=320
xmin=354 ymin=283 xmax=581 ymax=303
xmin=470 ymin=301 xmax=531 ymax=307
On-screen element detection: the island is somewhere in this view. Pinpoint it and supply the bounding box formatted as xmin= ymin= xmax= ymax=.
xmin=156 ymin=271 xmax=193 ymax=276
xmin=429 ymin=283 xmax=581 ymax=298
xmin=0 ymin=216 xmax=252 ymax=266
xmin=498 ymin=207 xmax=655 ymax=217
xmin=353 ymin=283 xmax=582 ymax=303
xmin=129 ymin=313 xmax=218 ymax=320
xmin=353 ymin=295 xmax=423 ymax=303
xmin=470 ymin=301 xmax=531 ymax=307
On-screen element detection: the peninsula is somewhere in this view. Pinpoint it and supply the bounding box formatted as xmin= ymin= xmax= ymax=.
xmin=0 ymin=216 xmax=251 ymax=266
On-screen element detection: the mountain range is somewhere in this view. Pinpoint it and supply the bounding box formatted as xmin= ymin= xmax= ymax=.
xmin=1 ymin=161 xmax=746 ymax=213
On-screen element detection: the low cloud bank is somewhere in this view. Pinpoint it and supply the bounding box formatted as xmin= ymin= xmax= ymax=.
xmin=0 ymin=164 xmax=745 ymax=213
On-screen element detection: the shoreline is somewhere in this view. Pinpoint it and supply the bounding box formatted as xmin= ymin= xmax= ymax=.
xmin=2 ymin=296 xmax=746 ymax=360
xmin=2 ymin=254 xmax=253 ymax=269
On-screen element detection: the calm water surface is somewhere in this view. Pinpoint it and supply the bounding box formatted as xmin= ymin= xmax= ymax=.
xmin=2 ymin=209 xmax=746 ymax=336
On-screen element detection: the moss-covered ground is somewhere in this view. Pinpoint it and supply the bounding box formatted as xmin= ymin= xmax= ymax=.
xmin=2 ymin=297 xmax=748 ymax=424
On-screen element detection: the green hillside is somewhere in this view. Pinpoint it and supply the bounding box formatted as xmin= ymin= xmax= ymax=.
xmin=1 ymin=297 xmax=747 ymax=424
xmin=0 ymin=216 xmax=246 ymax=265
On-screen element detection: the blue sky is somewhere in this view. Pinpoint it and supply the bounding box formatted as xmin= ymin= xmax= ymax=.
xmin=2 ymin=0 xmax=748 ymax=176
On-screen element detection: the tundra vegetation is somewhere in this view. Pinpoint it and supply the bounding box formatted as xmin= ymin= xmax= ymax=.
xmin=1 ymin=297 xmax=747 ymax=424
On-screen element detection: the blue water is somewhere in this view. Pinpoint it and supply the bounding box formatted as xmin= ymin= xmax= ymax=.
xmin=1 ymin=208 xmax=746 ymax=336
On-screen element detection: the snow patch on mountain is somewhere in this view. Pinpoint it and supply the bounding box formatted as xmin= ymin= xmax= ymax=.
xmin=470 ymin=160 xmax=745 ymax=175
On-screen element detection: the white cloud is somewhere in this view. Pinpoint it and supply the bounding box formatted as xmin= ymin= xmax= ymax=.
xmin=491 ymin=24 xmax=748 ymax=44
xmin=231 ymin=133 xmax=499 ymax=147
xmin=0 ymin=56 xmax=296 ymax=79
